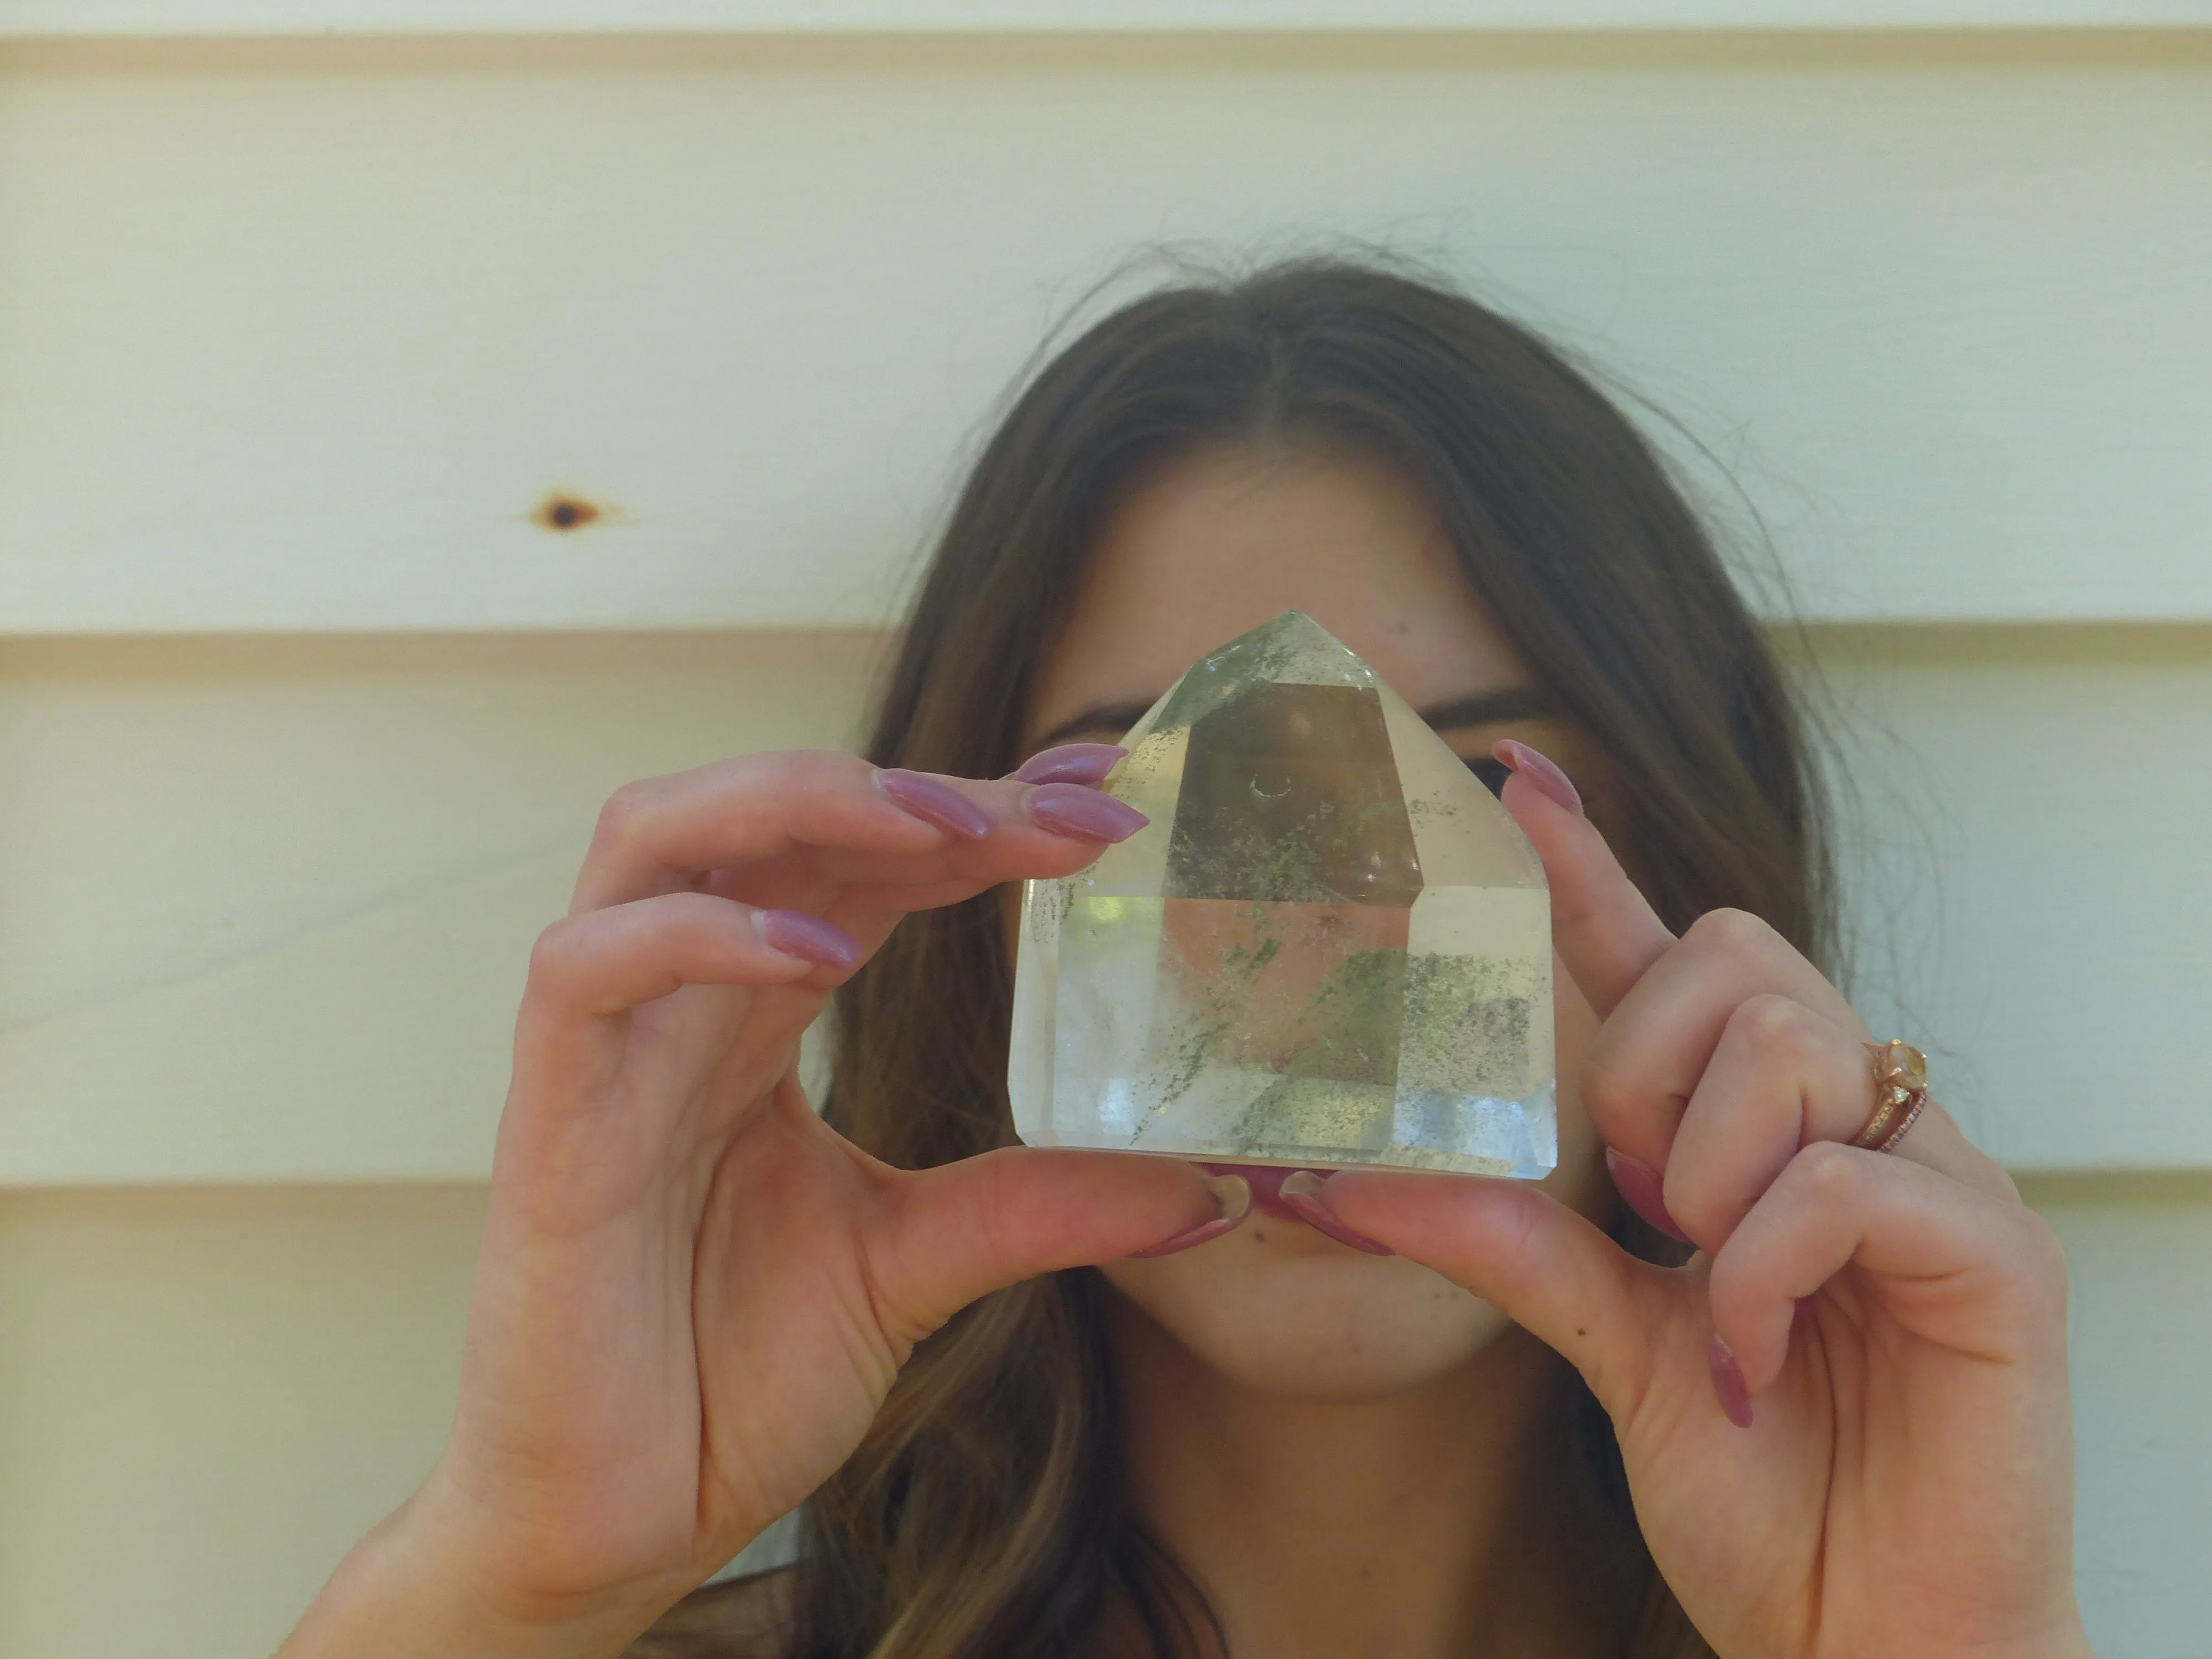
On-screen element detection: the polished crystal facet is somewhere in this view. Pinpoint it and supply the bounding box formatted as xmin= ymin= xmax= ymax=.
xmin=1009 ymin=610 xmax=1556 ymax=1178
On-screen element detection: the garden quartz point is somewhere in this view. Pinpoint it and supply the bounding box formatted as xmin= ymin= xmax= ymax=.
xmin=1009 ymin=610 xmax=1557 ymax=1178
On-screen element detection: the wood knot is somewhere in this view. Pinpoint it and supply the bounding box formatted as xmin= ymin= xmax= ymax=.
xmin=533 ymin=493 xmax=603 ymax=531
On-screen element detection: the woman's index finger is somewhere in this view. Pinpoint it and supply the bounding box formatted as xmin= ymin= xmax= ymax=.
xmin=1495 ymin=745 xmax=1674 ymax=1018
xmin=569 ymin=751 xmax=945 ymax=914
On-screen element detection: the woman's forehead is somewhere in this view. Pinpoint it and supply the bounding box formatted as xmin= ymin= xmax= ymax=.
xmin=1024 ymin=445 xmax=1533 ymax=746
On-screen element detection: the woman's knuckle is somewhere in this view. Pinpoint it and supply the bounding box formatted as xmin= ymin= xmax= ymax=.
xmin=1687 ymin=906 xmax=1778 ymax=967
xmin=528 ymin=917 xmax=585 ymax=987
xmin=1791 ymin=1138 xmax=1865 ymax=1201
xmin=1731 ymin=991 xmax=1811 ymax=1057
xmin=592 ymin=779 xmax=656 ymax=849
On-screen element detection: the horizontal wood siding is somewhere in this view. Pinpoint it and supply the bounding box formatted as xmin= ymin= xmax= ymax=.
xmin=3 ymin=626 xmax=2206 ymax=1181
xmin=2 ymin=34 xmax=2207 ymax=630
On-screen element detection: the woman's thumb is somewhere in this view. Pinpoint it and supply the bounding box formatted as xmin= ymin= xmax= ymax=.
xmin=865 ymin=1148 xmax=1247 ymax=1342
xmin=1316 ymin=1167 xmax=1662 ymax=1424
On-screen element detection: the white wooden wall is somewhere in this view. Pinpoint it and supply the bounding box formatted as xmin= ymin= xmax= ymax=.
xmin=1 ymin=14 xmax=2206 ymax=1658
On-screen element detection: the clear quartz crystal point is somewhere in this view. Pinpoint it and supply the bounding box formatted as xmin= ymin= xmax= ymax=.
xmin=1009 ymin=610 xmax=1556 ymax=1178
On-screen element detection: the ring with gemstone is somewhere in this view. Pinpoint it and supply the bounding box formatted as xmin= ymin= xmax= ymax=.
xmin=1856 ymin=1039 xmax=1931 ymax=1154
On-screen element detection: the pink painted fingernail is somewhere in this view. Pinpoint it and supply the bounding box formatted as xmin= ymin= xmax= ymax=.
xmin=1493 ymin=739 xmax=1582 ymax=817
xmin=1013 ymin=743 xmax=1126 ymax=786
xmin=1278 ymin=1170 xmax=1395 ymax=1256
xmin=1024 ymin=782 xmax=1149 ymax=843
xmin=1708 ymin=1333 xmax=1755 ymax=1429
xmin=1606 ymin=1147 xmax=1691 ymax=1244
xmin=754 ymin=908 xmax=864 ymax=971
xmin=877 ymin=768 xmax=994 ymax=839
xmin=1129 ymin=1175 xmax=1251 ymax=1258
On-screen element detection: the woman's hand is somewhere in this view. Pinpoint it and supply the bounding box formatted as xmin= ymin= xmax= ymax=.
xmin=280 ymin=747 xmax=1243 ymax=1659
xmin=1314 ymin=743 xmax=2091 ymax=1659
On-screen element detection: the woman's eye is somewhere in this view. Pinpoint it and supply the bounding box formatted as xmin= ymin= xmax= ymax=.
xmin=1465 ymin=757 xmax=1509 ymax=799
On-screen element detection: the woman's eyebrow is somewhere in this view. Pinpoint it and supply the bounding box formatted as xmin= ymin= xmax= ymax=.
xmin=1416 ymin=688 xmax=1549 ymax=729
xmin=1030 ymin=700 xmax=1160 ymax=751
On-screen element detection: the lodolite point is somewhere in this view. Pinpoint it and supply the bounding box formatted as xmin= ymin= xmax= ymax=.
xmin=1009 ymin=609 xmax=1556 ymax=1178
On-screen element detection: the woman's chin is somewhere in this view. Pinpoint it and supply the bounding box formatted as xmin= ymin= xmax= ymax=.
xmin=1097 ymin=1214 xmax=1514 ymax=1402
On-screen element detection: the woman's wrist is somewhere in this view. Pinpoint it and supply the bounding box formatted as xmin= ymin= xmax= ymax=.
xmin=277 ymin=1481 xmax=680 ymax=1659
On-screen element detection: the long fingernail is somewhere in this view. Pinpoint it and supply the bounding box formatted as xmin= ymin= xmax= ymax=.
xmin=1493 ymin=739 xmax=1582 ymax=817
xmin=1013 ymin=743 xmax=1126 ymax=786
xmin=1129 ymin=1174 xmax=1251 ymax=1258
xmin=1278 ymin=1170 xmax=1395 ymax=1255
xmin=1024 ymin=782 xmax=1149 ymax=843
xmin=754 ymin=908 xmax=864 ymax=970
xmin=1708 ymin=1334 xmax=1755 ymax=1429
xmin=877 ymin=768 xmax=994 ymax=839
xmin=1605 ymin=1147 xmax=1691 ymax=1244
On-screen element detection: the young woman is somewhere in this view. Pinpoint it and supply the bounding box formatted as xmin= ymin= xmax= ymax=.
xmin=281 ymin=260 xmax=2088 ymax=1659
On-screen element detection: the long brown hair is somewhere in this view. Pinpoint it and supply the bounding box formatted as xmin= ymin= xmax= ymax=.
xmin=785 ymin=256 xmax=1828 ymax=1658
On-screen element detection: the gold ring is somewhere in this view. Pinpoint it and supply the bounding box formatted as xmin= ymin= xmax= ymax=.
xmin=1856 ymin=1039 xmax=1931 ymax=1154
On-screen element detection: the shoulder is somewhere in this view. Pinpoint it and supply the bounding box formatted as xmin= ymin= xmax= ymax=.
xmin=622 ymin=1566 xmax=799 ymax=1659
